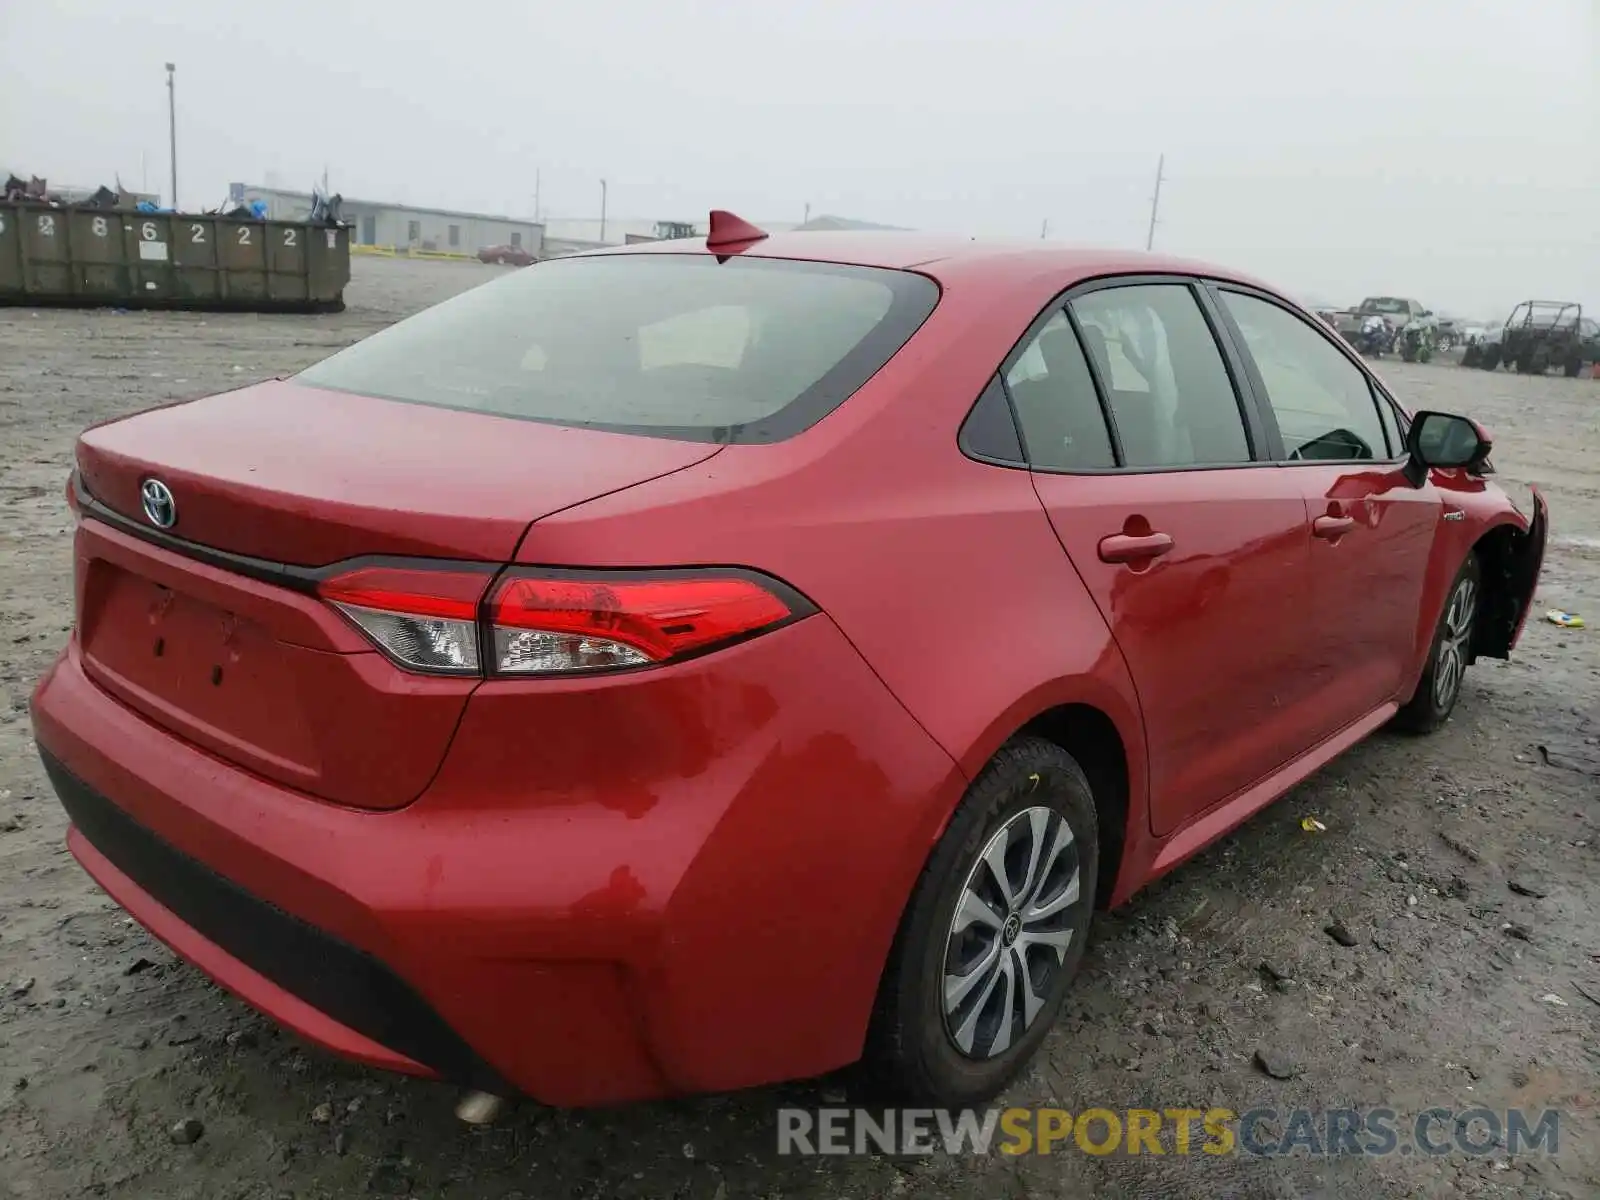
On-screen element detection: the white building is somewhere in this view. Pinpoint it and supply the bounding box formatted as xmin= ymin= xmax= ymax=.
xmin=540 ymin=217 xmax=702 ymax=247
xmin=239 ymin=186 xmax=544 ymax=257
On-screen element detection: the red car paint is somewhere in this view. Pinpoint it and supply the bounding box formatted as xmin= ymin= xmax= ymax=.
xmin=477 ymin=244 xmax=537 ymax=267
xmin=32 ymin=229 xmax=1546 ymax=1106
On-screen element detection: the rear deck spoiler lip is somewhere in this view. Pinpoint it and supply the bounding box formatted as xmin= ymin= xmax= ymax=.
xmin=75 ymin=471 xmax=324 ymax=594
xmin=73 ymin=472 xmax=493 ymax=598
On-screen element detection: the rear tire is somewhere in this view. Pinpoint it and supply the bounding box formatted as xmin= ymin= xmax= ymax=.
xmin=865 ymin=738 xmax=1098 ymax=1107
xmin=1564 ymin=356 xmax=1583 ymax=378
xmin=1394 ymin=554 xmax=1481 ymax=735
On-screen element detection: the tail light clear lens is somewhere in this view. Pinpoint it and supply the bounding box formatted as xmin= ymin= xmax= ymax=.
xmin=318 ymin=565 xmax=493 ymax=675
xmin=318 ymin=564 xmax=806 ymax=678
xmin=487 ymin=573 xmax=797 ymax=675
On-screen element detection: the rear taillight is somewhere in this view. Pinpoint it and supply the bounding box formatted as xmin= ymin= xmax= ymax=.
xmin=488 ymin=572 xmax=795 ymax=674
xmin=317 ymin=563 xmax=806 ymax=678
xmin=318 ymin=565 xmax=493 ymax=675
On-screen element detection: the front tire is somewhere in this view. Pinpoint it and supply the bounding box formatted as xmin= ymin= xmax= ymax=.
xmin=1394 ymin=554 xmax=1481 ymax=734
xmin=865 ymin=738 xmax=1098 ymax=1107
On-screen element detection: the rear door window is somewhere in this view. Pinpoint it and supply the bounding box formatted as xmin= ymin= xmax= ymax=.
xmin=1004 ymin=310 xmax=1116 ymax=470
xmin=296 ymin=254 xmax=939 ymax=444
xmin=1067 ymin=284 xmax=1253 ymax=468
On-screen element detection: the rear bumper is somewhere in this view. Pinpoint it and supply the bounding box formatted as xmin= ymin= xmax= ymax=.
xmin=32 ymin=617 xmax=963 ymax=1106
xmin=44 ymin=752 xmax=503 ymax=1090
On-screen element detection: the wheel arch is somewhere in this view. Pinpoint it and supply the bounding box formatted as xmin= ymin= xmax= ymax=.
xmin=1405 ymin=499 xmax=1535 ymax=693
xmin=932 ymin=684 xmax=1144 ymax=914
xmin=888 ymin=675 xmax=1147 ymax=951
xmin=1016 ymin=703 xmax=1132 ymax=910
xmin=1471 ymin=510 xmax=1545 ymax=660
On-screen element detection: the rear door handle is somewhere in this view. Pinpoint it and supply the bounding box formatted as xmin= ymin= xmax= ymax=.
xmin=1098 ymin=532 xmax=1174 ymax=564
xmin=1313 ymin=515 xmax=1355 ymax=539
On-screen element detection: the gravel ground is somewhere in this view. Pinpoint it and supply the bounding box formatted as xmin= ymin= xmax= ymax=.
xmin=0 ymin=257 xmax=1597 ymax=1200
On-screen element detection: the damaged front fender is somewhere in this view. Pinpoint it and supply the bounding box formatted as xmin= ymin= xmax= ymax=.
xmin=1475 ymin=486 xmax=1549 ymax=660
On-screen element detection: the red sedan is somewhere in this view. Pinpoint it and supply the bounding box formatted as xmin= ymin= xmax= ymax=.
xmin=478 ymin=243 xmax=537 ymax=266
xmin=33 ymin=213 xmax=1547 ymax=1110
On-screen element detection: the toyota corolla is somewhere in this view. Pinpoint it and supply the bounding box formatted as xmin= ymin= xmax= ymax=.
xmin=32 ymin=212 xmax=1547 ymax=1110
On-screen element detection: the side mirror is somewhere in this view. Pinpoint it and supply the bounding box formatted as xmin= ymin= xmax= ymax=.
xmin=1407 ymin=410 xmax=1492 ymax=478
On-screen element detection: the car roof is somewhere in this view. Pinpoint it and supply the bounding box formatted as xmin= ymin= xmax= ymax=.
xmin=591 ymin=230 xmax=1281 ymax=296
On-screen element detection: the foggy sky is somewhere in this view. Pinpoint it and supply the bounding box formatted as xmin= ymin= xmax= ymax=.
xmin=3 ymin=0 xmax=1595 ymax=318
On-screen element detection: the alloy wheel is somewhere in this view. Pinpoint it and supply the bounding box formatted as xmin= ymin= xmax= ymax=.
xmin=1433 ymin=576 xmax=1477 ymax=709
xmin=942 ymin=806 xmax=1082 ymax=1059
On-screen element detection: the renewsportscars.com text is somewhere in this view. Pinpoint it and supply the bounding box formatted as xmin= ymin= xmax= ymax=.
xmin=777 ymin=1106 xmax=1561 ymax=1158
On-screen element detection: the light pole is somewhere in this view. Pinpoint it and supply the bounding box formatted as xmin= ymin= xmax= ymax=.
xmin=599 ymin=178 xmax=608 ymax=243
xmin=165 ymin=62 xmax=177 ymax=209
xmin=1145 ymin=153 xmax=1165 ymax=252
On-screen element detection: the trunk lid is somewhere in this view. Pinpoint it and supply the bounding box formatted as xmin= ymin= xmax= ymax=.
xmin=76 ymin=378 xmax=723 ymax=565
xmin=72 ymin=380 xmax=723 ymax=809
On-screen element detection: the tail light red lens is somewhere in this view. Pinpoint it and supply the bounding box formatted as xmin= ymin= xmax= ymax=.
xmin=487 ymin=573 xmax=796 ymax=675
xmin=317 ymin=563 xmax=806 ymax=678
xmin=318 ymin=565 xmax=493 ymax=675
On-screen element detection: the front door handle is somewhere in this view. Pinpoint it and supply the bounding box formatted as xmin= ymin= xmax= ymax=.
xmin=1313 ymin=515 xmax=1355 ymax=539
xmin=1098 ymin=532 xmax=1174 ymax=564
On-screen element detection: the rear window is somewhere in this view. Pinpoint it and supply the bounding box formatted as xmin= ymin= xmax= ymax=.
xmin=297 ymin=254 xmax=939 ymax=443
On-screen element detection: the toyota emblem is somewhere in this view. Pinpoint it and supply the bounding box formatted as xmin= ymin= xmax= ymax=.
xmin=140 ymin=478 xmax=177 ymax=529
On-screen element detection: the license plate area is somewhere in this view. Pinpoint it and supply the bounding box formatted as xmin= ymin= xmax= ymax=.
xmin=80 ymin=560 xmax=318 ymax=776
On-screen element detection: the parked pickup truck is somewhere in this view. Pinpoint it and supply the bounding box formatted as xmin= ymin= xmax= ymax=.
xmin=1331 ymin=296 xmax=1436 ymax=349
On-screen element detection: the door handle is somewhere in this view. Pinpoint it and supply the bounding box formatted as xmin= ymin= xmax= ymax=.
xmin=1312 ymin=515 xmax=1355 ymax=539
xmin=1098 ymin=532 xmax=1174 ymax=564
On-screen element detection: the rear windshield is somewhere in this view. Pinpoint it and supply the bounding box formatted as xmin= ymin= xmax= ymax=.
xmin=297 ymin=253 xmax=939 ymax=443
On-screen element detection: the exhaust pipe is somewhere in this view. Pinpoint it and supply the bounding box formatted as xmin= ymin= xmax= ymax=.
xmin=455 ymin=1090 xmax=507 ymax=1125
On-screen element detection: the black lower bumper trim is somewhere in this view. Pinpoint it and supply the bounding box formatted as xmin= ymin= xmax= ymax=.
xmin=39 ymin=749 xmax=511 ymax=1095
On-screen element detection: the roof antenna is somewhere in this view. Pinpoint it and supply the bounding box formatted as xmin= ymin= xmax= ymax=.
xmin=706 ymin=210 xmax=768 ymax=256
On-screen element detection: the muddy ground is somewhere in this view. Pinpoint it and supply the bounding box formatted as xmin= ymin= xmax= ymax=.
xmin=0 ymin=257 xmax=1596 ymax=1199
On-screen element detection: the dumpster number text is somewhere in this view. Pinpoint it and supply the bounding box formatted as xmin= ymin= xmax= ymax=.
xmin=38 ymin=215 xmax=55 ymax=237
xmin=283 ymin=229 xmax=298 ymax=248
xmin=326 ymin=230 xmax=337 ymax=249
xmin=141 ymin=223 xmax=158 ymax=241
xmin=237 ymin=227 xmax=252 ymax=246
xmin=190 ymin=224 xmax=206 ymax=244
xmin=92 ymin=217 xmax=109 ymax=238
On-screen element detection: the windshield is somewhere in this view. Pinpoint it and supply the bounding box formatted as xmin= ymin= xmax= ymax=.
xmin=297 ymin=253 xmax=939 ymax=443
xmin=1360 ymin=298 xmax=1408 ymax=314
xmin=1513 ymin=307 xmax=1579 ymax=329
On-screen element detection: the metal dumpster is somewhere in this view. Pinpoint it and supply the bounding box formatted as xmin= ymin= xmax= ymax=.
xmin=0 ymin=205 xmax=351 ymax=312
